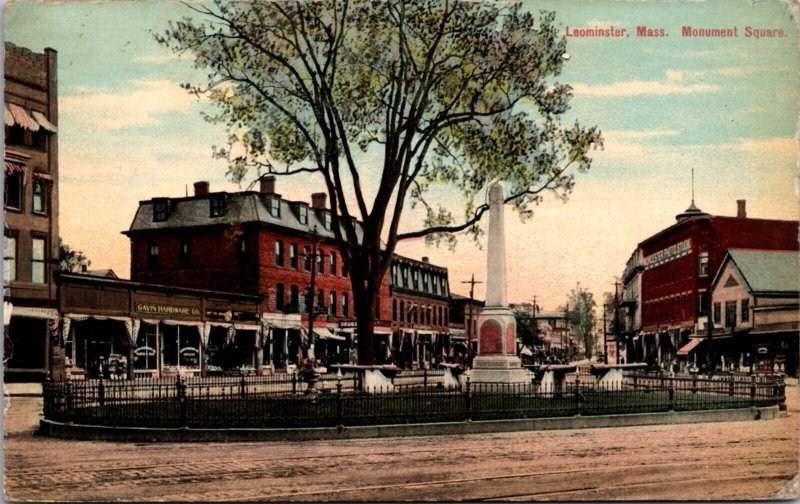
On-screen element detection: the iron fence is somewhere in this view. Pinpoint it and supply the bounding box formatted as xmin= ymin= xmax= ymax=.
xmin=42 ymin=371 xmax=786 ymax=430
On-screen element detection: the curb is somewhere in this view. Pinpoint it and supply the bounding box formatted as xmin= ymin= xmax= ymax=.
xmin=39 ymin=406 xmax=781 ymax=443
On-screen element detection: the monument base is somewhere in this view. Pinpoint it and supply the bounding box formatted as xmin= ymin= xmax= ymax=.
xmin=469 ymin=355 xmax=532 ymax=385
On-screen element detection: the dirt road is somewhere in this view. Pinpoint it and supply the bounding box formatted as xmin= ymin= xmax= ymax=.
xmin=4 ymin=388 xmax=798 ymax=501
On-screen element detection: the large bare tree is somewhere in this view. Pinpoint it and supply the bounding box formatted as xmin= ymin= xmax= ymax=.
xmin=158 ymin=0 xmax=602 ymax=364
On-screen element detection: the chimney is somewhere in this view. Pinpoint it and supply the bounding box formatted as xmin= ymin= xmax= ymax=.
xmin=422 ymin=257 xmax=429 ymax=263
xmin=194 ymin=181 xmax=209 ymax=197
xmin=260 ymin=176 xmax=275 ymax=195
xmin=311 ymin=192 xmax=327 ymax=210
xmin=737 ymin=199 xmax=747 ymax=219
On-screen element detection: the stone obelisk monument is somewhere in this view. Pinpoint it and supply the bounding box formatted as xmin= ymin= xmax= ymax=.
xmin=469 ymin=182 xmax=531 ymax=384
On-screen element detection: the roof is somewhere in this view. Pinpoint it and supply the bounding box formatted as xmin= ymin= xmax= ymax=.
xmin=125 ymin=191 xmax=365 ymax=244
xmin=722 ymin=249 xmax=800 ymax=294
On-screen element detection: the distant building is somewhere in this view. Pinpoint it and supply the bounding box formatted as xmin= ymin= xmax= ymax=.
xmin=3 ymin=43 xmax=60 ymax=382
xmin=628 ymin=198 xmax=798 ymax=370
xmin=450 ymin=293 xmax=484 ymax=361
xmin=705 ymin=250 xmax=799 ymax=376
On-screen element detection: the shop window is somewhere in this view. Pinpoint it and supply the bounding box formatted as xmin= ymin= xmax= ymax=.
xmin=180 ymin=240 xmax=191 ymax=268
xmin=210 ymin=195 xmax=226 ymax=217
xmin=289 ymin=243 xmax=298 ymax=269
xmin=274 ymin=240 xmax=284 ymax=267
xmin=275 ymin=283 xmax=285 ymax=312
xmin=161 ymin=325 xmax=201 ymax=369
xmin=5 ymin=125 xmax=25 ymax=146
xmin=725 ymin=300 xmax=736 ymax=327
xmin=741 ymin=298 xmax=750 ymax=323
xmin=713 ymin=302 xmax=721 ymax=324
xmin=316 ymin=250 xmax=324 ymax=274
xmin=298 ymin=205 xmax=308 ymax=224
xmin=303 ymin=246 xmax=311 ymax=272
xmin=698 ymin=252 xmax=709 ymax=277
xmin=289 ymin=285 xmax=299 ymax=313
xmin=31 ymin=238 xmax=46 ymax=284
xmin=329 ymin=252 xmax=336 ymax=276
xmin=341 ymin=293 xmax=349 ymax=318
xmin=134 ymin=325 xmax=158 ymax=371
xmin=147 ymin=244 xmax=159 ymax=270
xmin=4 ymin=235 xmax=17 ymax=283
xmin=32 ymin=180 xmax=47 ymax=215
xmin=268 ymin=196 xmax=280 ymax=218
xmin=4 ymin=171 xmax=22 ymax=211
xmin=329 ymin=291 xmax=336 ymax=316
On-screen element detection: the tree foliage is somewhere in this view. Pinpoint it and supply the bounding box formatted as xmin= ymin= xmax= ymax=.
xmin=157 ymin=0 xmax=602 ymax=364
xmin=58 ymin=239 xmax=91 ymax=273
xmin=568 ymin=286 xmax=596 ymax=360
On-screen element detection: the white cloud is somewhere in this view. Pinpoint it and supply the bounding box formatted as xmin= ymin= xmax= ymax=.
xmin=603 ymin=129 xmax=682 ymax=140
xmin=60 ymin=80 xmax=196 ymax=130
xmin=133 ymin=53 xmax=194 ymax=64
xmin=572 ymin=80 xmax=719 ymax=97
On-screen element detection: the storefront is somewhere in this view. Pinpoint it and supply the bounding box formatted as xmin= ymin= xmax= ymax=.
xmin=57 ymin=273 xmax=262 ymax=379
xmin=4 ymin=305 xmax=58 ymax=382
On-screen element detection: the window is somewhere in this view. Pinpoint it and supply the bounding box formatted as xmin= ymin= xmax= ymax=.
xmin=290 ymin=285 xmax=299 ymax=313
xmin=147 ymin=244 xmax=159 ymax=270
xmin=433 ymin=305 xmax=437 ymax=326
xmin=391 ymin=265 xmax=398 ymax=286
xmin=341 ymin=293 xmax=349 ymax=318
xmin=31 ymin=238 xmax=46 ymax=284
xmin=298 ymin=205 xmax=308 ymax=224
xmin=4 ymin=171 xmax=22 ymax=211
xmin=32 ymin=180 xmax=47 ymax=215
xmin=6 ymin=125 xmax=25 ymax=145
xmin=153 ymin=199 xmax=168 ymax=222
xmin=303 ymin=246 xmax=311 ymax=272
xmin=329 ymin=292 xmax=336 ymax=316
xmin=698 ymin=252 xmax=709 ymax=277
xmin=238 ymin=237 xmax=249 ymax=265
xmin=316 ymin=250 xmax=324 ymax=274
xmin=412 ymin=269 xmax=419 ymax=290
xmin=741 ymin=298 xmax=750 ymax=323
xmin=392 ymin=299 xmax=397 ymax=321
xmin=302 ymin=288 xmax=311 ymax=314
xmin=289 ymin=244 xmax=298 ymax=269
xmin=317 ymin=289 xmax=324 ymax=312
xmin=342 ymin=261 xmax=349 ymax=278
xmin=444 ymin=308 xmax=448 ymax=323
xmin=210 ymin=195 xmax=226 ymax=217
xmin=725 ymin=300 xmax=736 ymax=327
xmin=268 ymin=196 xmax=280 ymax=217
xmin=434 ymin=275 xmax=440 ymax=295
xmin=275 ymin=283 xmax=285 ymax=312
xmin=180 ymin=240 xmax=191 ymax=268
xmin=401 ymin=266 xmax=408 ymax=288
xmin=400 ymin=300 xmax=405 ymax=323
xmin=422 ymin=272 xmax=429 ymax=292
xmin=324 ymin=212 xmax=332 ymax=230
xmin=713 ymin=302 xmax=721 ymax=324
xmin=32 ymin=130 xmax=47 ymax=150
xmin=329 ymin=252 xmax=336 ymax=276
xmin=274 ymin=240 xmax=284 ymax=267
xmin=4 ymin=235 xmax=17 ymax=283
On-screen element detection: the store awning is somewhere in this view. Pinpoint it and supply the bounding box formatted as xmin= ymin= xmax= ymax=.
xmin=33 ymin=171 xmax=53 ymax=182
xmin=31 ymin=110 xmax=57 ymax=133
xmin=4 ymin=161 xmax=24 ymax=174
xmin=311 ymin=327 xmax=346 ymax=341
xmin=373 ymin=327 xmax=393 ymax=335
xmin=4 ymin=104 xmax=14 ymax=127
xmin=7 ymin=103 xmax=39 ymax=131
xmin=677 ymin=338 xmax=702 ymax=356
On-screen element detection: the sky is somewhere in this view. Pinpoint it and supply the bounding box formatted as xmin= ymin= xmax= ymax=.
xmin=3 ymin=0 xmax=799 ymax=311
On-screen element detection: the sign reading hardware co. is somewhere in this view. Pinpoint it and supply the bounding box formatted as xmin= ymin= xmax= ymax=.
xmin=134 ymin=303 xmax=201 ymax=318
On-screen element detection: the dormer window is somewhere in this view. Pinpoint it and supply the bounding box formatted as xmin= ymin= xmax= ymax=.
xmin=324 ymin=212 xmax=332 ymax=230
xmin=298 ymin=205 xmax=308 ymax=224
xmin=210 ymin=195 xmax=226 ymax=217
xmin=268 ymin=196 xmax=280 ymax=218
xmin=153 ymin=199 xmax=169 ymax=222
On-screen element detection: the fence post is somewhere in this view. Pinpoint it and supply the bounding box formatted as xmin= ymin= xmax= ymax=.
xmin=336 ymin=375 xmax=343 ymax=426
xmin=97 ymin=376 xmax=105 ymax=407
xmin=750 ymin=373 xmax=757 ymax=407
xmin=778 ymin=376 xmax=787 ymax=411
xmin=423 ymin=368 xmax=428 ymax=389
xmin=691 ymin=375 xmax=697 ymax=395
xmin=574 ymin=372 xmax=581 ymax=416
xmin=464 ymin=376 xmax=472 ymax=421
xmin=239 ymin=372 xmax=246 ymax=399
xmin=292 ymin=371 xmax=297 ymax=395
xmin=668 ymin=385 xmax=675 ymax=412
xmin=728 ymin=375 xmax=734 ymax=397
xmin=65 ymin=381 xmax=73 ymax=418
xmin=177 ymin=375 xmax=187 ymax=427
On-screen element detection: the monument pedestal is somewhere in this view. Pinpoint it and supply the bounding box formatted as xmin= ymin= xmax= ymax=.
xmin=469 ymin=307 xmax=532 ymax=385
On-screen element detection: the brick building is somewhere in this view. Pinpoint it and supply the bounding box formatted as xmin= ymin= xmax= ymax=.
xmin=124 ymin=177 xmax=451 ymax=371
xmin=3 ymin=43 xmax=60 ymax=382
xmin=627 ymin=198 xmax=798 ymax=370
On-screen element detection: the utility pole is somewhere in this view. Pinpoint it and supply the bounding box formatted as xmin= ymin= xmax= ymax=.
xmin=603 ymin=302 xmax=608 ymax=363
xmin=306 ymin=225 xmax=320 ymax=361
xmin=461 ymin=274 xmax=483 ymax=365
xmin=614 ymin=280 xmax=622 ymax=365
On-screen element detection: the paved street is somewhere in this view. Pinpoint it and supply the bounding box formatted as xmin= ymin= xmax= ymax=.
xmin=4 ymin=386 xmax=798 ymax=501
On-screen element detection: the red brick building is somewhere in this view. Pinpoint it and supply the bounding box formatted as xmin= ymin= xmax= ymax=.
xmin=3 ymin=43 xmax=60 ymax=382
xmin=632 ymin=199 xmax=798 ymax=369
xmin=124 ymin=177 xmax=450 ymax=370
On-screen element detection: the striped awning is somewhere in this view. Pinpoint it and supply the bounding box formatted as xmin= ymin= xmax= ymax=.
xmin=677 ymin=338 xmax=702 ymax=356
xmin=7 ymin=103 xmax=39 ymax=131
xmin=4 ymin=161 xmax=24 ymax=174
xmin=33 ymin=171 xmax=53 ymax=182
xmin=4 ymin=104 xmax=14 ymax=127
xmin=31 ymin=111 xmax=57 ymax=133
